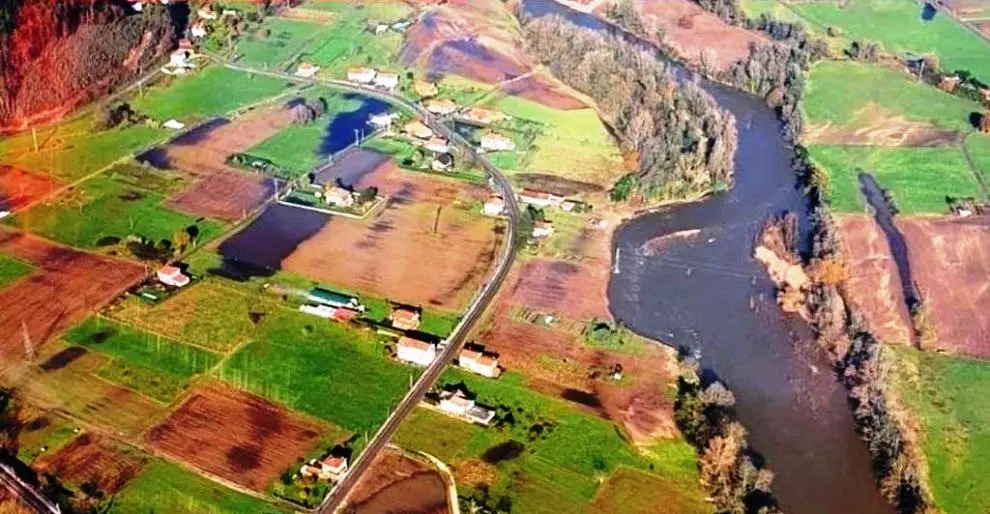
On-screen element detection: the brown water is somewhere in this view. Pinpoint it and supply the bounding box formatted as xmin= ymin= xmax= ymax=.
xmin=520 ymin=1 xmax=893 ymax=512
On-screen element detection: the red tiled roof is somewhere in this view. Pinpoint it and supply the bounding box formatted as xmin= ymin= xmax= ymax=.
xmin=398 ymin=337 xmax=433 ymax=352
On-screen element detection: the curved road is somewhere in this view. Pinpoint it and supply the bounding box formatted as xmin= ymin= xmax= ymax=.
xmin=219 ymin=62 xmax=521 ymax=513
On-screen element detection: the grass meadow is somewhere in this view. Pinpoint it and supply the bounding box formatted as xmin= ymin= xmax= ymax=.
xmin=297 ymin=3 xmax=413 ymax=79
xmin=888 ymin=346 xmax=990 ymax=514
xmin=132 ymin=67 xmax=290 ymax=123
xmin=0 ymin=252 xmax=33 ymax=289
xmin=109 ymin=461 xmax=289 ymax=514
xmin=965 ymin=132 xmax=990 ymax=182
xmin=808 ymin=145 xmax=982 ymax=213
xmin=236 ymin=18 xmax=332 ymax=69
xmin=11 ymin=163 xmax=225 ymax=250
xmin=218 ymin=309 xmax=414 ymax=432
xmin=64 ymin=318 xmax=220 ymax=402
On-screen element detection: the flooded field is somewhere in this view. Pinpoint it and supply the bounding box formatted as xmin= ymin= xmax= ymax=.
xmin=313 ymin=149 xmax=390 ymax=187
xmin=348 ymin=471 xmax=448 ymax=514
xmin=317 ymin=95 xmax=391 ymax=157
xmin=218 ymin=204 xmax=329 ymax=270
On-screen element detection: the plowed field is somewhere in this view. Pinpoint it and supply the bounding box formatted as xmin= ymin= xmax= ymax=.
xmin=35 ymin=433 xmax=145 ymax=494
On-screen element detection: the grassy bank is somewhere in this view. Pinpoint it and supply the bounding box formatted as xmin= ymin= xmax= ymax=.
xmin=0 ymin=253 xmax=33 ymax=289
xmin=132 ymin=67 xmax=290 ymax=123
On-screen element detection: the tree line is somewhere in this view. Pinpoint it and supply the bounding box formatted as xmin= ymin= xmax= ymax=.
xmin=518 ymin=14 xmax=737 ymax=203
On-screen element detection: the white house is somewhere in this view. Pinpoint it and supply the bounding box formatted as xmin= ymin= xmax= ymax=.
xmin=157 ymin=266 xmax=190 ymax=288
xmin=369 ymin=113 xmax=394 ymax=131
xmin=374 ymin=72 xmax=399 ymax=90
xmin=221 ymin=9 xmax=239 ymax=18
xmin=169 ymin=49 xmax=191 ymax=67
xmin=458 ymin=348 xmax=500 ymax=378
xmin=532 ymin=221 xmax=554 ymax=239
xmin=190 ymin=22 xmax=207 ymax=39
xmin=300 ymin=455 xmax=348 ymax=482
xmin=518 ymin=189 xmax=564 ymax=209
xmin=197 ymin=7 xmax=217 ymax=20
xmin=438 ymin=389 xmax=496 ymax=425
xmin=295 ymin=63 xmax=320 ymax=79
xmin=375 ymin=24 xmax=389 ymax=35
xmin=129 ymin=0 xmax=144 ymax=12
xmin=397 ymin=337 xmax=436 ymax=366
xmin=482 ymin=196 xmax=505 ymax=217
xmin=480 ymin=132 xmax=515 ymax=152
xmin=347 ymin=68 xmax=377 ymax=85
xmin=324 ymin=187 xmax=355 ymax=208
xmin=424 ymin=137 xmax=449 ymax=154
xmin=299 ymin=304 xmax=336 ymax=319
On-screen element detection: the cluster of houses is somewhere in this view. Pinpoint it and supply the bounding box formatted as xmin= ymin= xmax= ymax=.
xmin=346 ymin=68 xmax=400 ymax=91
xmin=423 ymin=99 xmax=516 ymax=152
xmin=369 ymin=20 xmax=412 ymax=35
xmin=400 ymin=120 xmax=456 ymax=171
xmin=298 ymin=288 xmax=364 ymax=322
xmin=516 ymin=189 xmax=584 ymax=239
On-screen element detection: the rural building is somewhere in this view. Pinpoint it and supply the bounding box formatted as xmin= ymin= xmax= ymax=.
xmin=323 ymin=186 xmax=356 ymax=208
xmin=518 ymin=189 xmax=564 ymax=209
xmin=300 ymin=455 xmax=348 ymax=482
xmin=463 ymin=107 xmax=507 ymax=125
xmin=390 ymin=307 xmax=421 ymax=331
xmin=414 ymin=80 xmax=439 ymax=98
xmin=424 ymin=137 xmax=449 ymax=154
xmin=295 ymin=63 xmax=320 ymax=79
xmin=374 ymin=72 xmax=400 ymax=91
xmin=396 ymin=337 xmax=437 ymax=366
xmin=333 ymin=308 xmax=360 ymax=322
xmin=482 ymin=196 xmax=505 ymax=217
xmin=479 ymin=132 xmax=515 ymax=152
xmin=981 ymin=88 xmax=990 ymax=103
xmin=163 ymin=49 xmax=196 ymax=75
xmin=426 ymin=98 xmax=458 ymax=116
xmin=197 ymin=7 xmax=217 ymax=20
xmin=431 ymin=153 xmax=454 ymax=171
xmin=561 ymin=200 xmax=577 ymax=212
xmin=438 ymin=389 xmax=496 ymax=425
xmin=190 ymin=22 xmax=207 ymax=38
xmin=129 ymin=0 xmax=144 ymax=12
xmin=157 ymin=266 xmax=190 ymax=288
xmin=163 ymin=119 xmax=185 ymax=130
xmin=404 ymin=120 xmax=434 ymax=140
xmin=300 ymin=304 xmax=336 ymax=319
xmin=391 ymin=21 xmax=411 ymax=31
xmin=458 ymin=347 xmax=500 ymax=378
xmin=308 ymin=288 xmax=363 ymax=311
xmin=374 ymin=24 xmax=389 ymax=35
xmin=369 ymin=113 xmax=395 ymax=130
xmin=939 ymin=74 xmax=961 ymax=92
xmin=347 ymin=68 xmax=377 ymax=85
xmin=532 ymin=220 xmax=554 ymax=238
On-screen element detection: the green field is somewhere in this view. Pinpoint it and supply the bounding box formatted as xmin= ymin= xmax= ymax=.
xmin=804 ymin=61 xmax=979 ymax=132
xmin=420 ymin=310 xmax=460 ymax=338
xmin=244 ymin=91 xmax=372 ymax=175
xmin=888 ymin=346 xmax=990 ymax=514
xmin=809 ymin=145 xmax=982 ymax=213
xmin=297 ymin=3 xmax=413 ymax=78
xmin=64 ymin=318 xmax=220 ymax=402
xmin=236 ymin=18 xmax=332 ymax=69
xmin=965 ymin=132 xmax=990 ymax=182
xmin=219 ymin=309 xmax=414 ymax=432
xmin=110 ymin=461 xmax=288 ymax=514
xmin=11 ymin=164 xmax=224 ymax=250
xmin=16 ymin=416 xmax=77 ymax=464
xmin=0 ymin=253 xmax=33 ymax=289
xmin=132 ymin=67 xmax=290 ymax=123
xmin=488 ymin=95 xmax=625 ymax=186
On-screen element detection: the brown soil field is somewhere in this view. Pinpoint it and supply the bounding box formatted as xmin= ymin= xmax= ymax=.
xmin=502 ymin=259 xmax=611 ymax=322
xmin=805 ymin=105 xmax=963 ymax=147
xmin=596 ymin=0 xmax=764 ymax=71
xmin=0 ymin=230 xmax=144 ymax=367
xmin=346 ymin=448 xmax=448 ymax=514
xmin=898 ymin=216 xmax=990 ymax=356
xmin=149 ymin=106 xmax=290 ymax=220
xmin=34 ymin=433 xmax=146 ymax=495
xmin=499 ymin=72 xmax=587 ymax=110
xmin=943 ymin=0 xmax=990 ymax=18
xmin=972 ymin=19 xmax=990 ymax=37
xmin=401 ymin=0 xmax=584 ymax=108
xmin=283 ymin=165 xmax=501 ymax=311
xmin=0 ymin=167 xmax=59 ymax=212
xmin=145 ymin=383 xmax=326 ymax=492
xmin=0 ymin=487 xmax=33 ymax=514
xmin=836 ymin=214 xmax=913 ymax=346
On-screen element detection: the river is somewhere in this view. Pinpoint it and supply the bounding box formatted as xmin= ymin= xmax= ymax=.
xmin=519 ymin=1 xmax=892 ymax=512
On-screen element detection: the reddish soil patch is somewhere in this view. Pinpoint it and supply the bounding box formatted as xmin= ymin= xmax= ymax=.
xmin=836 ymin=214 xmax=913 ymax=345
xmin=282 ymin=165 xmax=501 ymax=311
xmin=973 ymin=19 xmax=990 ymax=38
xmin=0 ymin=167 xmax=60 ymax=212
xmin=897 ymin=216 xmax=990 ymax=356
xmin=596 ymin=0 xmax=764 ymax=71
xmin=34 ymin=433 xmax=145 ymax=495
xmin=145 ymin=383 xmax=325 ymax=492
xmin=357 ymin=159 xmax=489 ymax=204
xmin=149 ymin=106 xmax=290 ymax=220
xmin=0 ymin=230 xmax=144 ymax=367
xmin=0 ymin=487 xmax=33 ymax=513
xmin=401 ymin=0 xmax=584 ymax=108
xmin=347 ymin=448 xmax=448 ymax=514
xmin=503 ymin=259 xmax=611 ymax=322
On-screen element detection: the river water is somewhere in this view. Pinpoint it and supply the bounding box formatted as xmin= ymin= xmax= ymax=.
xmin=520 ymin=1 xmax=892 ymax=512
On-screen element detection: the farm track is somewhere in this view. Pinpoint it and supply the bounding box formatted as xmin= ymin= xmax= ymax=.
xmin=215 ymin=60 xmax=521 ymax=513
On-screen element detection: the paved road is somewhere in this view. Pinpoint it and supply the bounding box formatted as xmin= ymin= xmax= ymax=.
xmin=0 ymin=462 xmax=59 ymax=514
xmin=220 ymin=63 xmax=521 ymax=513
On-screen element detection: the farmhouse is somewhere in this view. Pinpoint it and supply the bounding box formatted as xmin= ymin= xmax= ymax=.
xmin=299 ymin=304 xmax=336 ymax=319
xmin=404 ymin=120 xmax=434 ymax=140
xmin=374 ymin=23 xmax=389 ymax=35
xmin=939 ymin=74 xmax=961 ymax=92
xmin=518 ymin=189 xmax=565 ymax=208
xmin=374 ymin=72 xmax=400 ymax=91
xmin=438 ymin=388 xmax=496 ymax=425
xmin=532 ymin=220 xmax=555 ymax=239
xmin=295 ymin=63 xmax=320 ymax=79
xmin=300 ymin=455 xmax=348 ymax=482
xmin=479 ymin=132 xmax=515 ymax=152
xmin=482 ymin=196 xmax=505 ymax=217
xmin=324 ymin=186 xmax=356 ymax=208
xmin=190 ymin=22 xmax=207 ymax=39
xmin=163 ymin=49 xmax=196 ymax=75
xmin=197 ymin=7 xmax=217 ymax=20
xmin=347 ymin=68 xmax=377 ymax=85
xmin=432 ymin=153 xmax=454 ymax=171
xmin=424 ymin=137 xmax=450 ymax=154
xmin=390 ymin=307 xmax=421 ymax=331
xmin=426 ymin=98 xmax=458 ymax=116
xmin=414 ymin=80 xmax=439 ymax=98
xmin=369 ymin=113 xmax=395 ymax=130
xmin=308 ymin=288 xmax=363 ymax=311
xmin=462 ymin=107 xmax=507 ymax=125
xmin=396 ymin=337 xmax=436 ymax=366
xmin=157 ymin=266 xmax=190 ymax=288
xmin=458 ymin=347 xmax=500 ymax=378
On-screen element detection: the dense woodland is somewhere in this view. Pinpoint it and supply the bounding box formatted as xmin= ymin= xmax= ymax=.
xmin=519 ymin=15 xmax=737 ymax=202
xmin=0 ymin=0 xmax=175 ymax=129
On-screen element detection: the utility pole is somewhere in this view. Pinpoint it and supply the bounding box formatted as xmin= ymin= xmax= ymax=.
xmin=354 ymin=128 xmax=359 ymax=147
xmin=21 ymin=321 xmax=34 ymax=361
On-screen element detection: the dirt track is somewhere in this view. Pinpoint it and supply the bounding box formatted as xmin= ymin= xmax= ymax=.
xmin=0 ymin=230 xmax=145 ymax=368
xmin=145 ymin=383 xmax=326 ymax=492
